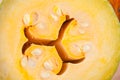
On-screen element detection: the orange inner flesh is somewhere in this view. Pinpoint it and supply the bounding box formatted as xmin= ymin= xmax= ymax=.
xmin=21 ymin=1 xmax=119 ymax=77
xmin=23 ymin=44 xmax=62 ymax=75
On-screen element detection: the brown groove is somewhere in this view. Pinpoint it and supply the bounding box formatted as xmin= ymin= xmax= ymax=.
xmin=24 ymin=27 xmax=55 ymax=45
xmin=22 ymin=41 xmax=32 ymax=54
xmin=57 ymin=63 xmax=68 ymax=75
xmin=48 ymin=18 xmax=74 ymax=46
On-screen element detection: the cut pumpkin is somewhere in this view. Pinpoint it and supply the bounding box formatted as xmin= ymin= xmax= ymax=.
xmin=0 ymin=0 xmax=120 ymax=80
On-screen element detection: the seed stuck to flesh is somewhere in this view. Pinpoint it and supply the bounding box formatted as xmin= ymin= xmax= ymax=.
xmin=56 ymin=7 xmax=62 ymax=16
xmin=83 ymin=44 xmax=91 ymax=52
xmin=70 ymin=44 xmax=82 ymax=55
xmin=51 ymin=6 xmax=63 ymax=21
xmin=54 ymin=6 xmax=63 ymax=16
xmin=36 ymin=23 xmax=45 ymax=29
xmin=31 ymin=12 xmax=39 ymax=25
xmin=74 ymin=44 xmax=81 ymax=53
xmin=81 ymin=22 xmax=89 ymax=27
xmin=23 ymin=13 xmax=30 ymax=26
xmin=27 ymin=58 xmax=36 ymax=68
xmin=44 ymin=60 xmax=53 ymax=71
xmin=31 ymin=48 xmax=42 ymax=56
xmin=78 ymin=29 xmax=85 ymax=34
xmin=21 ymin=56 xmax=28 ymax=67
xmin=51 ymin=14 xmax=59 ymax=21
xmin=40 ymin=71 xmax=50 ymax=79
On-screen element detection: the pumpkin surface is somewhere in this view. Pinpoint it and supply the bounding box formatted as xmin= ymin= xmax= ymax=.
xmin=0 ymin=0 xmax=120 ymax=80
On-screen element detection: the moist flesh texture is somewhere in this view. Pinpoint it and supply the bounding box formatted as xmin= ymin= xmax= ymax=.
xmin=0 ymin=0 xmax=120 ymax=80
